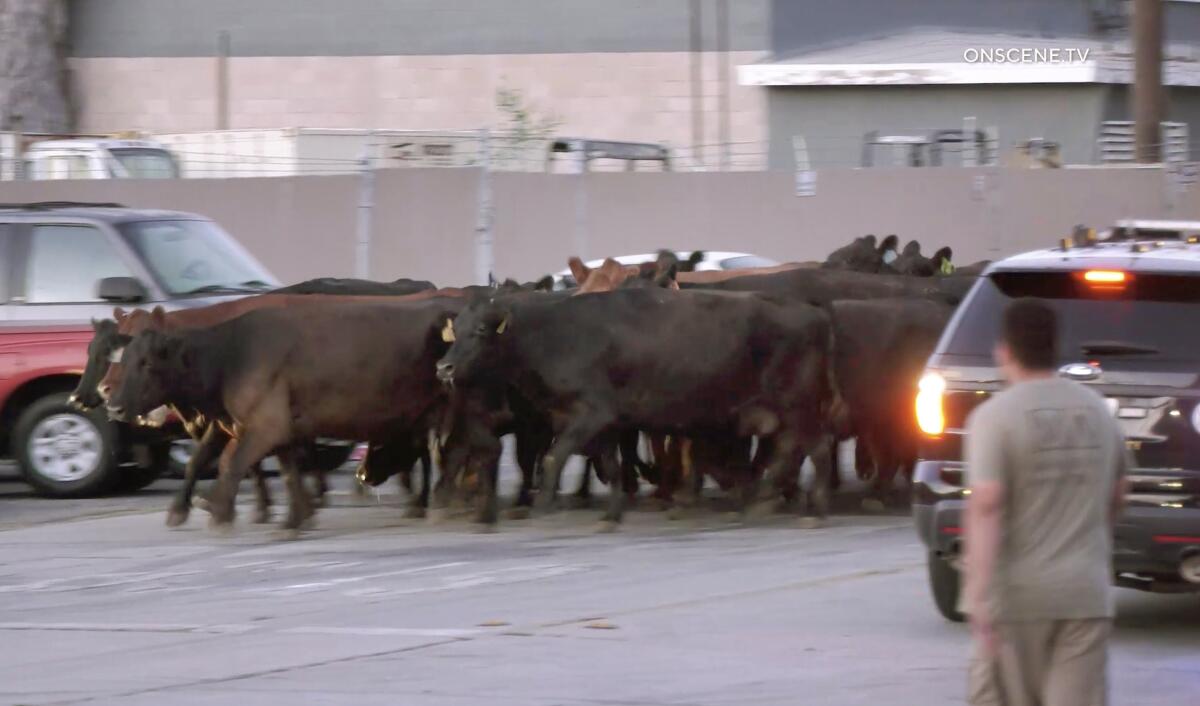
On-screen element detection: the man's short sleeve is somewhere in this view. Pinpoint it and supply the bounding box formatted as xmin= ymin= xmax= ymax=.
xmin=965 ymin=400 xmax=1008 ymax=487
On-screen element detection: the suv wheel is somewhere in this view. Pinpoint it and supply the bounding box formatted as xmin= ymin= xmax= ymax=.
xmin=927 ymin=551 xmax=965 ymax=623
xmin=14 ymin=393 xmax=118 ymax=498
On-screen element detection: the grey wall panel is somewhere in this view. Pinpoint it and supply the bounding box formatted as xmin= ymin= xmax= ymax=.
xmin=69 ymin=0 xmax=769 ymax=57
xmin=766 ymin=84 xmax=1106 ymax=169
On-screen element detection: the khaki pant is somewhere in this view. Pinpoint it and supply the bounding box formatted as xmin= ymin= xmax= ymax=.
xmin=968 ymin=618 xmax=1111 ymax=706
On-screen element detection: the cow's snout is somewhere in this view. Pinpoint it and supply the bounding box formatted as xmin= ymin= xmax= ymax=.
xmin=105 ymin=404 xmax=127 ymax=422
xmin=97 ymin=383 xmax=111 ymax=401
xmin=435 ymin=360 xmax=454 ymax=383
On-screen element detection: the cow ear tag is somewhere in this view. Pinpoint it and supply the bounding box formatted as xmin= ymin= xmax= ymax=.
xmin=441 ymin=319 xmax=456 ymax=343
xmin=496 ymin=317 xmax=509 ymax=334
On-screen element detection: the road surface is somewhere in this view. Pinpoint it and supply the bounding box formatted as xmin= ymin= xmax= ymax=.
xmin=0 ymin=463 xmax=1197 ymax=706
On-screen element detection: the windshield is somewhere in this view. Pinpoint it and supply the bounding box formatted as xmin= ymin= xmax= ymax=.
xmin=720 ymin=255 xmax=778 ymax=270
xmin=108 ymin=148 xmax=179 ymax=179
xmin=118 ymin=219 xmax=277 ymax=295
xmin=940 ymin=271 xmax=1200 ymax=366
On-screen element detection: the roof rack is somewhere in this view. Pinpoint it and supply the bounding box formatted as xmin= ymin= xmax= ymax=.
xmin=0 ymin=201 xmax=126 ymax=211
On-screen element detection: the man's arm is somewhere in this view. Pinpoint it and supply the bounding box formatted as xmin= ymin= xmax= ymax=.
xmin=1110 ymin=428 xmax=1132 ymax=528
xmin=963 ymin=479 xmax=1005 ymax=616
xmin=962 ymin=404 xmax=1007 ymax=653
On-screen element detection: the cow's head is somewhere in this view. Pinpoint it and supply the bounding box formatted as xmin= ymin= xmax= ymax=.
xmin=891 ymin=241 xmax=954 ymax=277
xmin=622 ymin=262 xmax=679 ymax=290
xmin=97 ymin=306 xmax=166 ymax=408
xmin=70 ymin=314 xmax=131 ymax=410
xmin=106 ymin=327 xmax=189 ymax=424
xmin=435 ymin=300 xmax=514 ymax=386
xmin=825 ymin=235 xmax=898 ymax=273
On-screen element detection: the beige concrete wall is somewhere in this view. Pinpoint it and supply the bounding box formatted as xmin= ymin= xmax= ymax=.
xmin=2 ymin=167 xmax=1190 ymax=288
xmin=69 ymin=52 xmax=767 ymax=167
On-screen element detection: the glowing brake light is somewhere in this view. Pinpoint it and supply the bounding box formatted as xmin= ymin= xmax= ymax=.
xmin=1082 ymin=270 xmax=1126 ymax=284
xmin=916 ymin=371 xmax=947 ymax=436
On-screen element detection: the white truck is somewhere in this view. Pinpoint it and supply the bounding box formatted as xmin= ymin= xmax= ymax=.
xmin=0 ymin=133 xmax=180 ymax=180
xmin=153 ymin=128 xmax=490 ymax=178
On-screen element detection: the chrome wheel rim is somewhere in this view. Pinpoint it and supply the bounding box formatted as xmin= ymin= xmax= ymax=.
xmin=29 ymin=414 xmax=103 ymax=482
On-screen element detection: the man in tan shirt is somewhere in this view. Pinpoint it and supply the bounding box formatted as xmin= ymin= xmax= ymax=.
xmin=963 ymin=298 xmax=1129 ymax=706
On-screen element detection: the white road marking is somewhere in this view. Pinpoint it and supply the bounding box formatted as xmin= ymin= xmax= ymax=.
xmin=0 ymin=621 xmax=255 ymax=634
xmin=281 ymin=626 xmax=482 ymax=638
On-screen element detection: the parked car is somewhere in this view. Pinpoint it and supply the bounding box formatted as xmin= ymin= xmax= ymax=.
xmin=552 ymin=250 xmax=779 ymax=289
xmin=0 ymin=201 xmax=281 ymax=497
xmin=912 ymin=234 xmax=1200 ymax=621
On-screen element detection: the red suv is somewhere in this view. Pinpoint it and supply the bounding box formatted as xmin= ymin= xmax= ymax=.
xmin=0 ymin=202 xmax=278 ymax=497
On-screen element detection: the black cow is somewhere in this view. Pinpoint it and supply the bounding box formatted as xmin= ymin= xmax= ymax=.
xmin=274 ymin=277 xmax=436 ymax=296
xmin=107 ymin=298 xmax=462 ymax=535
xmin=823 ymin=235 xmax=900 ymax=273
xmin=889 ymin=241 xmax=953 ymax=277
xmin=680 ymin=266 xmax=971 ymax=306
xmin=828 ymin=298 xmax=954 ymax=508
xmin=435 ymin=288 xmax=836 ymax=528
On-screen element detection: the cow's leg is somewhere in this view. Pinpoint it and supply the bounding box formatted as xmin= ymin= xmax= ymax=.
xmin=537 ymin=409 xmax=614 ymax=513
xmin=206 ymin=423 xmax=289 ymax=530
xmin=748 ymin=427 xmax=799 ymax=519
xmin=275 ymin=445 xmax=314 ymax=538
xmin=512 ymin=426 xmax=540 ymax=512
xmin=166 ymin=424 xmax=224 ymax=527
xmin=618 ymin=430 xmax=641 ymax=502
xmin=469 ymin=433 xmax=502 ymax=527
xmin=250 ymin=462 xmax=272 ymax=524
xmin=649 ymin=434 xmax=673 ymax=506
xmin=801 ymin=435 xmax=834 ymax=527
xmin=597 ymin=445 xmax=625 ymax=530
xmin=861 ymin=433 xmax=891 ymax=512
xmin=412 ymin=443 xmax=433 ymax=516
xmin=570 ymin=459 xmax=594 ymax=509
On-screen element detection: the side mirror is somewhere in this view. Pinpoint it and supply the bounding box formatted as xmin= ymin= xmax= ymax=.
xmin=97 ymin=276 xmax=148 ymax=303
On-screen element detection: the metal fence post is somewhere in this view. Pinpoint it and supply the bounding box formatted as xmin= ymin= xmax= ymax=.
xmin=573 ymin=143 xmax=589 ymax=259
xmin=354 ymin=142 xmax=375 ymax=279
xmin=474 ymin=128 xmax=494 ymax=286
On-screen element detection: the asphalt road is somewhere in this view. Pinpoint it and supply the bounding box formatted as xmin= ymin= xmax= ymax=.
xmin=0 ymin=461 xmax=1197 ymax=706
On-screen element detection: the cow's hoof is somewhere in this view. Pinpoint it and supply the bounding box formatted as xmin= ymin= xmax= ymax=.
xmin=192 ymin=496 xmax=212 ymax=513
xmin=505 ymin=506 xmax=532 ymax=520
xmin=594 ymin=520 xmax=620 ymax=534
xmin=253 ymin=508 xmax=272 ymax=525
xmin=207 ymin=518 xmax=235 ymax=536
xmin=271 ymin=528 xmax=302 ymax=541
xmin=797 ymin=516 xmax=826 ymax=530
xmin=473 ymin=522 xmax=499 ymax=534
xmin=427 ymin=507 xmax=450 ymax=524
xmin=165 ymin=508 xmax=189 ymax=528
xmin=746 ymin=500 xmax=776 ymax=520
xmin=861 ymin=498 xmax=886 ymax=514
xmin=402 ymin=506 xmax=427 ymax=520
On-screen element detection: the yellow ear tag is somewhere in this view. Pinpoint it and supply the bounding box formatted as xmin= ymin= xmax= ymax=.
xmin=441 ymin=319 xmax=456 ymax=343
xmin=496 ymin=317 xmax=509 ymax=334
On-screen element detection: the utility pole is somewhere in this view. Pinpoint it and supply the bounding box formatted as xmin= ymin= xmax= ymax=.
xmin=716 ymin=0 xmax=731 ymax=171
xmin=1132 ymin=0 xmax=1164 ymax=163
xmin=688 ymin=0 xmax=704 ymax=170
xmin=216 ymin=30 xmax=231 ymax=130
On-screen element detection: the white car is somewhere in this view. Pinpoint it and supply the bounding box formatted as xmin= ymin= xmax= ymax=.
xmin=552 ymin=250 xmax=779 ymax=289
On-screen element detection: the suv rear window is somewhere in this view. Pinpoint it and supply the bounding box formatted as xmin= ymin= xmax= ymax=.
xmin=942 ymin=271 xmax=1200 ymax=365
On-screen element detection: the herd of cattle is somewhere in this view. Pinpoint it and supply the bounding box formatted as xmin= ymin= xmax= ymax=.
xmin=68 ymin=235 xmax=987 ymax=537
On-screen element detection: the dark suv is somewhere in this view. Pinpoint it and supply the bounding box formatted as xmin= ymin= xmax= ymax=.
xmin=913 ymin=234 xmax=1200 ymax=621
xmin=0 ymin=202 xmax=279 ymax=497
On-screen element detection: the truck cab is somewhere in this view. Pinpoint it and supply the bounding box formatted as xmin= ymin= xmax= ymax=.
xmin=0 ymin=202 xmax=277 ymax=497
xmin=21 ymin=138 xmax=179 ymax=180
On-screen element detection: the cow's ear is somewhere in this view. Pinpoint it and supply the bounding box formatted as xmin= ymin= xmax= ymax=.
xmin=150 ymin=306 xmax=167 ymax=329
xmin=533 ymin=275 xmax=553 ymax=292
xmin=880 ymin=234 xmax=899 ymax=252
xmin=567 ymin=257 xmax=589 ymax=285
xmin=862 ymin=234 xmax=876 ymax=247
xmin=113 ymin=307 xmax=126 ymax=322
xmin=686 ymin=251 xmax=705 ymax=268
xmin=495 ymin=314 xmax=511 ymax=335
xmin=903 ymin=240 xmax=921 ymax=255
